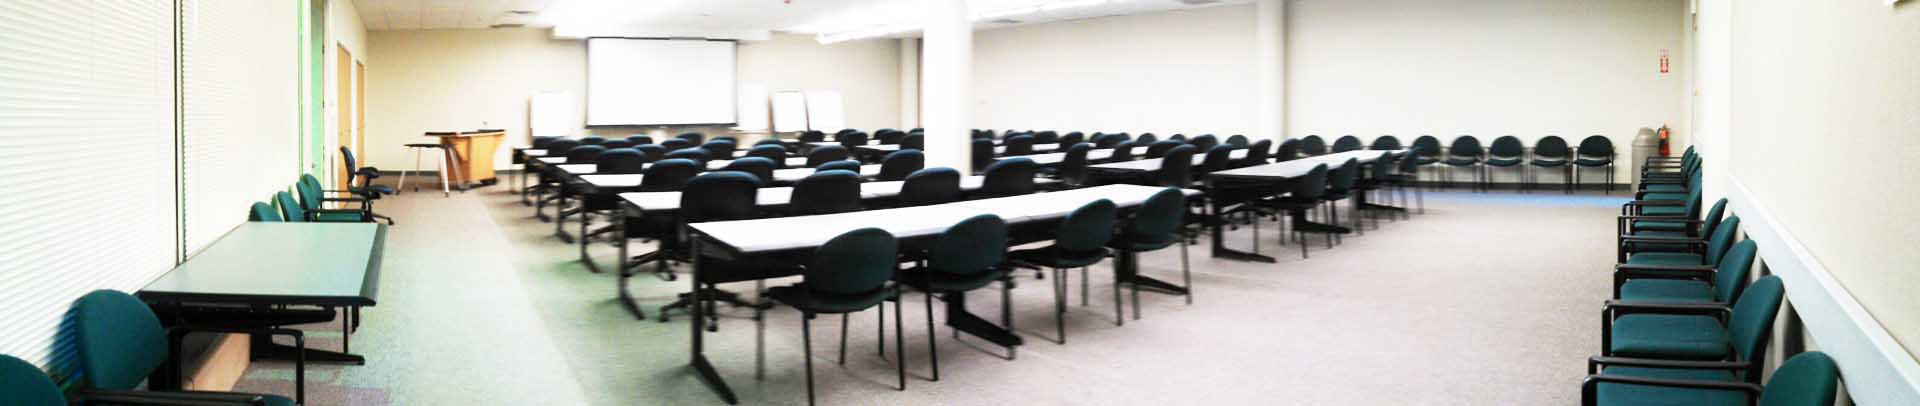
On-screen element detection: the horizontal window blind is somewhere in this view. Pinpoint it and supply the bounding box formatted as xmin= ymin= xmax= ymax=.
xmin=180 ymin=0 xmax=300 ymax=253
xmin=0 ymin=0 xmax=178 ymax=369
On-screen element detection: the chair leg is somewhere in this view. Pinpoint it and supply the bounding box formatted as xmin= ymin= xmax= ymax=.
xmin=924 ymin=292 xmax=939 ymax=381
xmin=438 ymin=149 xmax=452 ymax=197
xmin=1053 ymin=268 xmax=1067 ymax=344
xmin=877 ymin=297 xmax=885 ymax=357
xmin=1180 ymin=241 xmax=1192 ymax=305
xmin=895 ymin=287 xmax=906 ymax=390
xmin=399 ymin=148 xmax=416 ymax=193
xmin=1001 ymin=279 xmax=1016 ymax=360
xmin=1080 ymin=267 xmax=1088 ymax=307
xmin=838 ymin=313 xmax=849 ymax=365
xmin=803 ymin=314 xmax=816 ymax=406
xmin=755 ymin=299 xmax=766 ymax=380
xmin=1112 ymin=265 xmax=1124 ymax=326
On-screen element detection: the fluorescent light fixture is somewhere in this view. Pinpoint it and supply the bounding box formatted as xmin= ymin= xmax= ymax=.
xmin=810 ymin=0 xmax=1123 ymax=44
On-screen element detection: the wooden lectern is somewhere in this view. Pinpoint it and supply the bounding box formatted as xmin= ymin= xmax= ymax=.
xmin=427 ymin=130 xmax=505 ymax=188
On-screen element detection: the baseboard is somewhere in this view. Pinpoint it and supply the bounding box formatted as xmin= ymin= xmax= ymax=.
xmin=1728 ymin=177 xmax=1920 ymax=403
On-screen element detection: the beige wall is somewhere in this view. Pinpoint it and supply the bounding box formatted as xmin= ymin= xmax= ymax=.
xmin=1288 ymin=0 xmax=1687 ymax=183
xmin=364 ymin=29 xmax=900 ymax=170
xmin=325 ymin=0 xmax=367 ymax=183
xmin=971 ymin=5 xmax=1258 ymax=136
xmin=1730 ymin=0 xmax=1920 ymax=362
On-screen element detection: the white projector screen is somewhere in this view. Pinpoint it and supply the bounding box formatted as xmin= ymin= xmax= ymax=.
xmin=587 ymin=38 xmax=737 ymax=126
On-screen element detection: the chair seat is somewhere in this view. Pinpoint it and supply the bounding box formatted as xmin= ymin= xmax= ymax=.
xmin=1626 ymin=252 xmax=1706 ymax=266
xmin=1643 ymin=184 xmax=1687 ymax=193
xmin=1644 ymin=172 xmax=1687 ymax=179
xmin=1529 ymin=159 xmax=1569 ymax=167
xmin=1610 ymin=314 xmax=1729 ymax=360
xmin=1442 ymin=158 xmax=1478 ymax=166
xmin=313 ymin=211 xmax=366 ymax=222
xmin=1619 ymin=279 xmax=1715 ymax=303
xmin=1484 ymin=158 xmax=1522 ymax=167
xmin=1638 ymin=206 xmax=1686 ymax=216
xmin=1595 ymin=366 xmax=1745 ymax=406
xmin=1576 ymin=158 xmax=1613 ymax=166
xmin=1641 ymin=192 xmax=1689 ymax=201
xmin=897 ymin=267 xmax=1005 ymax=293
xmin=767 ymin=285 xmax=891 ymax=314
xmin=1631 ymin=220 xmax=1690 ymax=233
xmin=1012 ymin=246 xmax=1109 ymax=269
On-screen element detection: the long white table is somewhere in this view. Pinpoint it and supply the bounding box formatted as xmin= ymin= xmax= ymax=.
xmin=1210 ymin=150 xmax=1399 ymax=180
xmin=1202 ymin=149 xmax=1406 ymax=263
xmin=996 ymin=148 xmax=1117 ymax=165
xmin=573 ymin=163 xmax=883 ymax=190
xmin=1088 ymin=149 xmax=1249 ymax=172
xmin=616 ymin=176 xmax=1001 ymax=213
xmin=855 ymin=143 xmax=1064 ymax=154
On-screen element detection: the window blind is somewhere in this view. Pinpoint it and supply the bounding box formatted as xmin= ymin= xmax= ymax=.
xmin=0 ymin=0 xmax=179 ymax=368
xmin=179 ymin=0 xmax=300 ymax=253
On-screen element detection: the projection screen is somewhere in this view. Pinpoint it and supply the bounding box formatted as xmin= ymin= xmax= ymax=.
xmin=586 ymin=38 xmax=737 ymax=126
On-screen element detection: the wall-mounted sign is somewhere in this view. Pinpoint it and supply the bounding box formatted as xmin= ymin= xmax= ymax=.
xmin=1660 ymin=50 xmax=1671 ymax=75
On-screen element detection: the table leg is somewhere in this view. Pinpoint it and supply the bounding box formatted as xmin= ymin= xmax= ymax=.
xmin=943 ymin=291 xmax=1023 ymax=349
xmin=687 ymin=236 xmax=738 ymax=404
xmin=1207 ymin=197 xmax=1276 ymax=263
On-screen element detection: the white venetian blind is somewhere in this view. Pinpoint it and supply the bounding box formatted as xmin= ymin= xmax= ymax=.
xmin=179 ymin=0 xmax=300 ymax=253
xmin=0 ymin=0 xmax=179 ymax=368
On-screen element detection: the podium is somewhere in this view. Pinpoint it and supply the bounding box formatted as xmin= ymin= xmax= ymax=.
xmin=427 ymin=130 xmax=505 ymax=188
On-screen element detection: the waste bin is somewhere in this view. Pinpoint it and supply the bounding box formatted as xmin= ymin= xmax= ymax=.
xmin=1631 ymin=129 xmax=1659 ymax=188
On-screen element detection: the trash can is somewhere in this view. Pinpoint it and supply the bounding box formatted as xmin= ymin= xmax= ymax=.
xmin=1631 ymin=129 xmax=1659 ymax=188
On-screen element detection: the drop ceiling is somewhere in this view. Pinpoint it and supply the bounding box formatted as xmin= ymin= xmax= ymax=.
xmin=353 ymin=0 xmax=1250 ymax=37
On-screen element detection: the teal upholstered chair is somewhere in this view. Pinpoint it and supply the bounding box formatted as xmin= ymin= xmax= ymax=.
xmin=1585 ymin=350 xmax=1839 ymax=406
xmin=249 ymin=202 xmax=282 ymax=222
xmin=1599 ymin=276 xmax=1785 ymax=377
xmin=1618 ymin=216 xmax=1741 ymax=271
xmin=1614 ymin=240 xmax=1757 ymax=306
xmin=758 ymin=228 xmax=904 ymax=405
xmin=1618 ymin=198 xmax=1728 ymax=262
xmin=72 ymin=290 xmax=303 ymax=405
xmin=898 ymin=214 xmax=1014 ymax=380
xmin=1618 ymin=191 xmax=1704 ymax=240
xmin=1108 ymin=188 xmax=1192 ymax=322
xmin=295 ymin=175 xmax=371 ymax=222
xmin=1010 ymin=199 xmax=1118 ymax=343
xmin=0 ymin=354 xmax=67 ymax=406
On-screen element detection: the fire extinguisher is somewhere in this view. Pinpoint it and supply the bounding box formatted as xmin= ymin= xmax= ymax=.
xmin=1657 ymin=124 xmax=1672 ymax=157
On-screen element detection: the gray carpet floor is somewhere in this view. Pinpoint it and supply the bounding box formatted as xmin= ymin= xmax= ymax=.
xmin=233 ymin=181 xmax=1628 ymax=405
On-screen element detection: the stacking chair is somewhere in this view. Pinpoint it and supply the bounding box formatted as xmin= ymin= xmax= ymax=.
xmin=971 ymin=139 xmax=996 ymax=172
xmin=1410 ymin=135 xmax=1442 ymax=164
xmin=806 ymin=145 xmax=850 ymax=167
xmin=1108 ymin=141 xmax=1139 ymax=162
xmin=1597 ymin=276 xmax=1786 ymax=389
xmin=1320 ymin=159 xmax=1364 ymax=238
xmin=1331 ymin=135 xmax=1363 ymax=152
xmin=974 ymin=157 xmax=1039 ymax=199
xmin=789 ymin=170 xmax=864 ymax=216
xmin=1225 ymin=134 xmax=1251 ymax=148
xmin=898 ymin=214 xmax=1015 ymax=380
xmin=758 ymin=228 xmax=906 ymax=405
xmin=1152 ymin=145 xmax=1197 ymax=188
xmin=620 ymin=159 xmax=704 ymax=282
xmin=1011 ymin=199 xmax=1117 ymax=343
xmin=747 ymin=144 xmax=789 ymax=168
xmin=1299 ymin=135 xmax=1328 ymax=156
xmin=1583 ymin=350 xmax=1838 ymax=406
xmin=1619 ymin=198 xmax=1727 ymax=261
xmin=898 ymin=168 xmax=963 ymax=207
xmin=1166 ymin=134 xmax=1188 ymax=143
xmin=70 ymin=290 xmax=307 ymax=405
xmin=1384 ymin=149 xmax=1427 ymax=214
xmin=719 ymin=157 xmax=777 ymax=186
xmin=701 ymin=140 xmax=737 ymax=159
xmin=1614 ymin=240 xmax=1757 ymax=309
xmin=1274 ymin=139 xmax=1301 ymax=162
xmin=1484 ymin=136 xmax=1525 ymax=190
xmin=656 ymin=172 xmax=771 ymax=324
xmin=1055 ymin=143 xmax=1093 ymax=188
xmin=250 ymin=202 xmax=282 ymax=222
xmin=336 ymin=147 xmax=394 ymax=223
xmin=1 ymin=355 xmax=79 ymax=406
xmin=676 ymin=132 xmax=705 ymax=144
xmin=1252 ymin=164 xmax=1335 ymax=258
xmin=1033 ymin=130 xmax=1059 ymax=144
xmin=1618 ymin=216 xmax=1742 ymax=277
xmin=635 ymin=144 xmax=667 ymax=162
xmin=660 ymin=138 xmax=694 ymax=152
xmin=1144 ymin=140 xmax=1183 ymax=159
xmin=1529 ymin=135 xmax=1573 ymax=193
xmin=837 ymin=131 xmax=870 ymax=150
xmin=1189 ymin=134 xmax=1219 ymax=152
xmin=1108 ymin=188 xmax=1193 ymax=321
xmin=626 ymin=135 xmax=653 ymax=145
xmin=1003 ymin=134 xmax=1036 ymax=156
xmin=1235 ymin=139 xmax=1273 ymax=168
xmin=1370 ymin=135 xmax=1403 ymax=151
xmin=877 ymin=150 xmax=925 ymax=181
xmin=1195 ymin=144 xmax=1236 ymax=180
xmin=1441 ymin=136 xmax=1485 ymax=191
xmin=1354 ymin=151 xmax=1399 ymax=227
xmin=799 ymin=131 xmax=827 ymax=143
xmin=1058 ymin=132 xmax=1085 ymax=146
xmin=901 ymin=133 xmax=925 ymax=151
xmin=600 ymin=139 xmax=635 ymax=149
xmin=1135 ymin=133 xmax=1158 ymax=144
xmin=294 ymin=174 xmax=371 ymax=222
xmin=815 ymin=160 xmax=862 ymax=173
xmin=1575 ymin=135 xmax=1616 ymax=193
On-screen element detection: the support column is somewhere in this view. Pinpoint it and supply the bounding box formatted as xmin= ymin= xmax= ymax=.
xmin=899 ymin=38 xmax=921 ymax=130
xmin=1255 ymin=0 xmax=1287 ymax=141
xmin=922 ymin=0 xmax=972 ymax=173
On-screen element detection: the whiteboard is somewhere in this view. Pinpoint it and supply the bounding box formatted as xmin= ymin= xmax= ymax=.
xmin=804 ymin=90 xmax=846 ymax=132
xmin=530 ymin=91 xmax=573 ymax=138
xmin=734 ymin=83 xmax=769 ymax=131
xmin=586 ymin=39 xmax=737 ymax=126
xmin=771 ymin=91 xmax=809 ymax=133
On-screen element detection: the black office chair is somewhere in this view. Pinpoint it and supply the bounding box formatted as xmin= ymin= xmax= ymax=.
xmin=1109 ymin=188 xmax=1192 ymax=322
xmin=676 ymin=132 xmax=705 ymax=144
xmin=634 ymin=144 xmax=667 ymax=162
xmin=759 ymin=228 xmax=905 ymax=405
xmin=877 ymin=149 xmax=925 ymax=181
xmin=1371 ymin=135 xmax=1403 ymax=151
xmin=901 ymin=133 xmax=924 ymax=151
xmin=660 ymin=138 xmax=693 ymax=151
xmin=1091 ymin=133 xmax=1125 ymax=148
xmin=1530 ymin=135 xmax=1573 ymax=193
xmin=1225 ymin=134 xmax=1250 ymax=148
xmin=1575 ymin=135 xmax=1616 ymax=193
xmin=578 ymin=136 xmax=607 ymax=145
xmin=1135 ymin=133 xmax=1158 ymax=144
xmin=1003 ymin=134 xmax=1036 ymax=156
xmin=600 ymin=140 xmax=635 ymax=149
xmin=815 ymin=160 xmax=862 ymax=173
xmin=1108 ymin=141 xmax=1138 ymax=162
xmin=1332 ymin=135 xmax=1363 ymax=152
xmin=1011 ymin=199 xmax=1117 ymax=342
xmin=974 ymin=157 xmax=1039 ymax=199
xmin=665 ymin=147 xmax=708 ymax=166
xmin=701 ymin=140 xmax=737 ymax=159
xmin=1056 ymin=143 xmax=1093 ymax=188
xmin=790 ymin=170 xmax=864 ymax=215
xmin=807 ymin=145 xmax=851 ymax=167
xmin=657 ymin=172 xmax=769 ymax=324
xmin=971 ymin=139 xmax=996 ymax=173
xmin=1253 ymin=164 xmax=1334 ymax=258
xmin=1484 ymin=136 xmax=1525 ymax=191
xmin=1236 ymin=139 xmax=1273 ymax=168
xmin=1195 ymin=144 xmax=1235 ymax=181
xmin=875 ymin=129 xmax=905 ymax=145
xmin=837 ymin=131 xmax=870 ymax=150
xmin=626 ymin=135 xmax=653 ymax=145
xmin=1441 ymin=135 xmax=1485 ymax=191
xmin=799 ymin=130 xmax=826 ymax=143
xmin=1166 ymin=134 xmax=1188 ymax=143
xmin=1032 ymin=130 xmax=1058 ymax=144
xmin=753 ymin=138 xmax=785 ymax=148
xmin=1321 ymin=158 xmax=1363 ymax=238
xmin=747 ymin=144 xmax=788 ymax=168
xmin=1144 ymin=140 xmax=1183 ymax=159
xmin=898 ymin=214 xmax=1016 ymax=380
xmin=1385 ymin=149 xmax=1427 ymax=214
xmin=1058 ymin=132 xmax=1085 ymax=146
xmin=337 ymin=147 xmax=394 ymax=224
xmin=1274 ymin=139 xmax=1300 ymax=162
xmin=1299 ymin=135 xmax=1328 ymax=156
xmin=720 ymin=157 xmax=777 ymax=186
xmin=621 ymin=159 xmax=704 ymax=284
xmin=1189 ymin=134 xmax=1219 ymax=152
xmin=1152 ymin=145 xmax=1197 ymax=188
xmin=574 ymin=149 xmax=650 ymax=252
xmin=899 ymin=167 xmax=962 ymax=207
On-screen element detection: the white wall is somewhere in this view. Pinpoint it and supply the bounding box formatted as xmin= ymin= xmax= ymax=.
xmin=326 ymin=0 xmax=367 ymax=184
xmin=364 ymin=29 xmax=900 ymax=170
xmin=971 ymin=5 xmax=1258 ymax=136
xmin=1288 ymin=0 xmax=1686 ymax=183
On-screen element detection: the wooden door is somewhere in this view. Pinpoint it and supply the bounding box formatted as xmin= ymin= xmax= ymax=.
xmin=335 ymin=44 xmax=355 ymax=191
xmin=355 ymin=60 xmax=365 ymax=164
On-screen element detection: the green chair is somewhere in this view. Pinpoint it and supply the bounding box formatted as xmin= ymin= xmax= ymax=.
xmin=72 ymin=290 xmax=303 ymax=405
xmin=1010 ymin=199 xmax=1118 ymax=343
xmin=1615 ymin=240 xmax=1757 ymax=306
xmin=1618 ymin=198 xmax=1727 ymax=262
xmin=898 ymin=214 xmax=1015 ymax=380
xmin=1108 ymin=188 xmax=1192 ymax=322
xmin=249 ymin=202 xmax=282 ymax=222
xmin=1618 ymin=216 xmax=1741 ymax=271
xmin=1618 ymin=191 xmax=1704 ymax=239
xmin=295 ymin=175 xmax=372 ymax=222
xmin=757 ymin=228 xmax=905 ymax=406
xmin=1584 ymin=351 xmax=1838 ymax=406
xmin=0 ymin=354 xmax=68 ymax=406
xmin=1600 ymin=276 xmax=1784 ymax=367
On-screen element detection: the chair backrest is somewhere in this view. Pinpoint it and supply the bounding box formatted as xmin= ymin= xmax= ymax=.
xmin=1699 ymin=198 xmax=1730 ymax=237
xmin=1225 ymin=134 xmax=1251 ymax=148
xmin=1057 ymin=199 xmax=1118 ymax=253
xmin=1110 ymin=141 xmax=1138 ymax=161
xmin=1290 ymin=164 xmax=1330 ymax=200
xmin=1705 ymin=216 xmax=1743 ymax=266
xmin=660 ymin=138 xmax=693 ymax=151
xmin=1443 ymin=136 xmax=1481 ymax=159
xmin=295 ymin=174 xmax=326 ymax=213
xmin=676 ymin=132 xmax=705 ymax=144
xmin=1300 ymin=135 xmax=1328 ymax=155
xmin=564 ymin=145 xmax=608 ymax=165
xmin=1004 ymin=134 xmax=1036 ymax=156
xmin=1533 ymin=136 xmax=1570 ymax=159
xmin=1135 ymin=133 xmax=1158 ymax=144
xmin=900 ymin=167 xmax=963 ymax=207
xmin=1059 ymin=143 xmax=1093 ymax=185
xmin=680 ymin=171 xmax=761 ymax=222
xmin=1274 ymin=139 xmax=1300 ymax=162
xmin=814 ymin=160 xmax=860 ymax=173
xmin=805 ymin=228 xmax=899 ymax=297
xmin=971 ymin=139 xmax=996 ymax=170
xmin=747 ymin=145 xmax=788 ymax=168
xmin=338 ymin=146 xmax=369 ymax=186
xmin=1397 ymin=148 xmax=1423 ymax=174
xmin=979 ymin=158 xmax=1040 ymax=198
xmin=837 ymin=131 xmax=870 ymax=149
xmin=807 ymin=145 xmax=850 ymax=167
xmin=1058 ymin=132 xmax=1085 ymax=146
xmin=1728 ymin=276 xmax=1786 ymax=369
xmin=876 ymin=129 xmax=905 ymax=145
xmin=1489 ymin=136 xmax=1524 ymax=158
xmin=1142 ymin=140 xmax=1179 ymax=159
xmin=701 ymin=140 xmax=737 ymax=158
xmin=753 ymin=138 xmax=785 ymax=148
xmin=1120 ymin=188 xmax=1187 ymax=247
xmin=1332 ymin=135 xmax=1363 ymax=152
xmin=1713 ymin=240 xmax=1759 ymax=304
xmin=546 ymin=139 xmax=583 ymax=159
xmin=713 ymin=136 xmax=739 ymax=144
xmin=1240 ymin=139 xmax=1272 ymax=167
xmin=791 ymin=170 xmax=864 ymax=215
xmin=929 ymin=214 xmax=1009 ymax=276
xmin=1370 ymin=135 xmax=1403 ymax=150
xmin=836 ymin=128 xmax=860 ymax=138
xmin=1092 ymin=133 xmax=1125 ymax=148
xmin=800 ymin=131 xmax=826 ymax=143
xmin=626 ymin=135 xmax=653 ymax=145
xmin=578 ymin=136 xmax=607 ymax=145
xmin=531 ymin=136 xmax=561 ymax=149
xmin=719 ymin=157 xmax=777 ymax=184
xmin=1167 ymin=134 xmax=1187 ymax=143
xmin=665 ymin=147 xmax=708 ymax=165
xmin=250 ymin=201 xmax=282 ymax=222
xmin=1189 ymin=134 xmax=1219 ymax=152
xmin=1327 ymin=158 xmax=1361 ymax=192
xmin=73 ymin=290 xmax=169 ymax=390
xmin=639 ymin=159 xmax=701 ymax=192
xmin=600 ymin=140 xmax=635 ymax=149
xmin=1198 ymin=144 xmax=1235 ymax=175
xmin=276 ymin=191 xmax=307 ymax=222
xmin=1759 ymin=352 xmax=1840 ymax=406
xmin=634 ymin=144 xmax=667 ymax=161
xmin=901 ymin=133 xmax=924 ymax=151
xmin=1156 ymin=145 xmax=1197 ymax=188
xmin=1033 ymin=131 xmax=1060 ymax=144
xmin=878 ymin=150 xmax=925 ymax=181
xmin=0 ymin=354 xmax=64 ymax=406
xmin=1577 ymin=135 xmax=1613 ymax=159
xmin=1411 ymin=136 xmax=1441 ymax=157
xmin=1369 ymin=152 xmax=1398 ymax=183
xmin=596 ymin=149 xmax=648 ymax=174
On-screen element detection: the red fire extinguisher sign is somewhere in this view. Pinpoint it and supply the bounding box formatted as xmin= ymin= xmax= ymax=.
xmin=1660 ymin=50 xmax=1670 ymax=75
